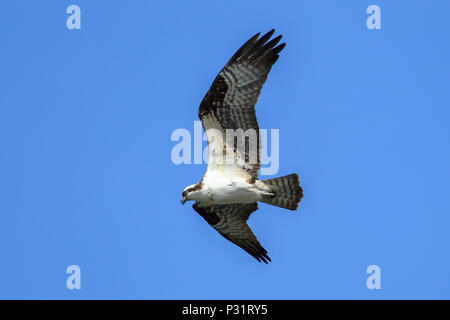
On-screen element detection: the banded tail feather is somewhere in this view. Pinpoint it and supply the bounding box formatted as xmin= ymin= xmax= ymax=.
xmin=261 ymin=173 xmax=303 ymax=210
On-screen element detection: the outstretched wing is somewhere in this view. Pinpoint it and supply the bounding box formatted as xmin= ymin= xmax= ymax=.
xmin=199 ymin=29 xmax=285 ymax=181
xmin=193 ymin=202 xmax=271 ymax=263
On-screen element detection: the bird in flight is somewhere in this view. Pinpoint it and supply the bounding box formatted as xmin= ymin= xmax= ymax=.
xmin=181 ymin=29 xmax=303 ymax=263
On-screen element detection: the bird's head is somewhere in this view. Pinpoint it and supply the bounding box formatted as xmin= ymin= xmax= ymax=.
xmin=181 ymin=183 xmax=203 ymax=204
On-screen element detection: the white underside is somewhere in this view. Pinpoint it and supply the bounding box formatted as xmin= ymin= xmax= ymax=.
xmin=196 ymin=172 xmax=272 ymax=205
xmin=191 ymin=114 xmax=272 ymax=205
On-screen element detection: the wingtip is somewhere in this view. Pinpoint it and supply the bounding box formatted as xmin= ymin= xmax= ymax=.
xmin=276 ymin=42 xmax=287 ymax=52
xmin=260 ymin=254 xmax=271 ymax=264
xmin=263 ymin=29 xmax=276 ymax=39
xmin=272 ymin=34 xmax=283 ymax=43
xmin=251 ymin=250 xmax=271 ymax=264
xmin=258 ymin=248 xmax=271 ymax=264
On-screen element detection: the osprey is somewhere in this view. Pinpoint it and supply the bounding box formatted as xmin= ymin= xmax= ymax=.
xmin=181 ymin=29 xmax=303 ymax=263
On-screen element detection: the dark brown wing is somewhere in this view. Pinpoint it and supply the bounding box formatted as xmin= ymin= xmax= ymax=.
xmin=193 ymin=202 xmax=271 ymax=263
xmin=198 ymin=29 xmax=285 ymax=180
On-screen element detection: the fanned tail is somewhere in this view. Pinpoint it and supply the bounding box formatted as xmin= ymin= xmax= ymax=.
xmin=260 ymin=173 xmax=303 ymax=210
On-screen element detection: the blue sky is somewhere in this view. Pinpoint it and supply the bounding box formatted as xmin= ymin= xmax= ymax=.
xmin=1 ymin=1 xmax=449 ymax=299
